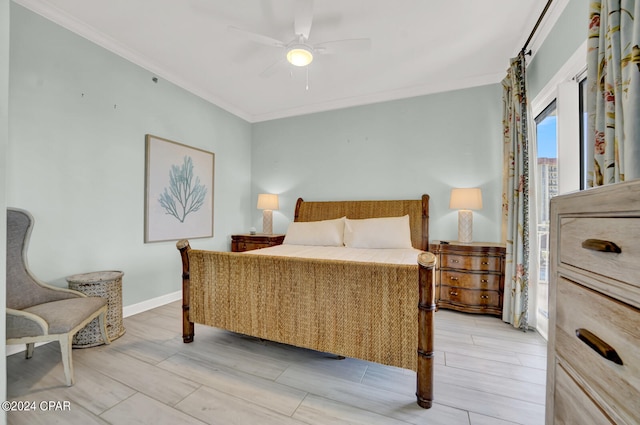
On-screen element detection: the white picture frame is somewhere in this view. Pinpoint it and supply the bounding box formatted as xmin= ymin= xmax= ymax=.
xmin=144 ymin=134 xmax=214 ymax=243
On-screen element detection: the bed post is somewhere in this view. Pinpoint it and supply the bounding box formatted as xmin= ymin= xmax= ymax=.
xmin=420 ymin=194 xmax=430 ymax=251
xmin=417 ymin=251 xmax=436 ymax=408
xmin=176 ymin=239 xmax=194 ymax=343
xmin=294 ymin=198 xmax=304 ymax=222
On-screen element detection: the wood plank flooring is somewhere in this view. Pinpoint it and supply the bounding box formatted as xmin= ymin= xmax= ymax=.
xmin=6 ymin=301 xmax=547 ymax=425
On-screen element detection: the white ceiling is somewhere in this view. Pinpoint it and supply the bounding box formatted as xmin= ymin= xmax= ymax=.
xmin=14 ymin=0 xmax=556 ymax=123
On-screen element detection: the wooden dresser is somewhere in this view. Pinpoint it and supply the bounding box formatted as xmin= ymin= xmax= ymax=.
xmin=429 ymin=241 xmax=505 ymax=316
xmin=231 ymin=234 xmax=285 ymax=252
xmin=546 ymin=180 xmax=640 ymax=424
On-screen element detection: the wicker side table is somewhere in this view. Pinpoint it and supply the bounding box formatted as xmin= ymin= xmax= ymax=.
xmin=66 ymin=270 xmax=126 ymax=348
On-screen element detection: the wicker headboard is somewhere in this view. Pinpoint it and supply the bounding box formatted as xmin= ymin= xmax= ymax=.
xmin=294 ymin=195 xmax=430 ymax=251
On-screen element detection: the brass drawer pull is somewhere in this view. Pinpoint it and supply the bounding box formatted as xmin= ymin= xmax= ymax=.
xmin=481 ymin=261 xmax=489 ymax=265
xmin=480 ymin=295 xmax=489 ymax=299
xmin=481 ymin=279 xmax=488 ymax=283
xmin=449 ymin=291 xmax=458 ymax=296
xmin=450 ymin=259 xmax=459 ymax=263
xmin=449 ymin=276 xmax=459 ymax=281
xmin=575 ymin=328 xmax=623 ymax=365
xmin=581 ymin=239 xmax=621 ymax=254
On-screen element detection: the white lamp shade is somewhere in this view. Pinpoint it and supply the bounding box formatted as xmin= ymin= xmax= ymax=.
xmin=449 ymin=188 xmax=483 ymax=210
xmin=257 ymin=194 xmax=279 ymax=211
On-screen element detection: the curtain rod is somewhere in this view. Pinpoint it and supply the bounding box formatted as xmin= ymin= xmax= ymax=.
xmin=522 ymin=0 xmax=554 ymax=55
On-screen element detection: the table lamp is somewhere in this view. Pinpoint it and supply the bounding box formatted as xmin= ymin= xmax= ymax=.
xmin=449 ymin=188 xmax=483 ymax=243
xmin=257 ymin=193 xmax=279 ymax=234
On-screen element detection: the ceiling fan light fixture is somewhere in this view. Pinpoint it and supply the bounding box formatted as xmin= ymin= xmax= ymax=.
xmin=286 ymin=45 xmax=313 ymax=66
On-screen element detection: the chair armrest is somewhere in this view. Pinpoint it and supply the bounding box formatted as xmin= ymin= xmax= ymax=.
xmin=25 ymin=270 xmax=87 ymax=298
xmin=6 ymin=308 xmax=49 ymax=340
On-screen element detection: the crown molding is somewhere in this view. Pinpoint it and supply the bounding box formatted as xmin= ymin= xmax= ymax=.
xmin=12 ymin=0 xmax=528 ymax=124
xmin=250 ymin=72 xmax=504 ymax=123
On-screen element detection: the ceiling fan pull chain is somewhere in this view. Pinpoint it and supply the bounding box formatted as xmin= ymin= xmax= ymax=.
xmin=306 ymin=67 xmax=310 ymax=91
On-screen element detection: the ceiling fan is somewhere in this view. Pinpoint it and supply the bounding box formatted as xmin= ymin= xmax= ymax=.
xmin=228 ymin=0 xmax=371 ymax=78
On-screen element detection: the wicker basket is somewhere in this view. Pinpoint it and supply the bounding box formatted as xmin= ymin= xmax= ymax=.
xmin=66 ymin=270 xmax=126 ymax=348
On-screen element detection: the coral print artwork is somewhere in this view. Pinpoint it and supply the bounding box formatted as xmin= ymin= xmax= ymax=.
xmin=144 ymin=134 xmax=214 ymax=242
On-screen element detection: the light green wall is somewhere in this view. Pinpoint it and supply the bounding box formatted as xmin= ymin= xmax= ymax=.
xmin=8 ymin=4 xmax=253 ymax=306
xmin=6 ymin=0 xmax=591 ymax=313
xmin=252 ymin=84 xmax=505 ymax=243
xmin=1 ymin=0 xmax=9 ymax=409
xmin=528 ymin=0 xmax=588 ymax=99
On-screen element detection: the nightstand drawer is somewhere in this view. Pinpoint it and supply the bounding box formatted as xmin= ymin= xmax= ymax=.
xmin=430 ymin=241 xmax=505 ymax=316
xmin=231 ymin=234 xmax=285 ymax=252
xmin=559 ymin=217 xmax=640 ymax=290
xmin=441 ymin=270 xmax=500 ymax=290
xmin=555 ymin=277 xmax=640 ymax=423
xmin=236 ymin=242 xmax=264 ymax=252
xmin=441 ymin=253 xmax=502 ymax=272
xmin=439 ymin=287 xmax=501 ymax=309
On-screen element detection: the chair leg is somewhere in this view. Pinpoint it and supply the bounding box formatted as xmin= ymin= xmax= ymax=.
xmin=98 ymin=310 xmax=111 ymax=345
xmin=59 ymin=335 xmax=75 ymax=386
xmin=25 ymin=343 xmax=35 ymax=359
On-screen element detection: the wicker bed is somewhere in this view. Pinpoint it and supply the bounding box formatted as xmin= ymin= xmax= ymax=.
xmin=177 ymin=195 xmax=436 ymax=408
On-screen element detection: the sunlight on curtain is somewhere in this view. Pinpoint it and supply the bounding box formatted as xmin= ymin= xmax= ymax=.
xmin=587 ymin=0 xmax=640 ymax=186
xmin=501 ymin=52 xmax=534 ymax=330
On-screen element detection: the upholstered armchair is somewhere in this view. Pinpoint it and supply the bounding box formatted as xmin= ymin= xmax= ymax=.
xmin=6 ymin=208 xmax=110 ymax=386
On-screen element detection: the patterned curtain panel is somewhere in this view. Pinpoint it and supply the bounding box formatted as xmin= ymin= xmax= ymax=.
xmin=501 ymin=52 xmax=530 ymax=330
xmin=587 ymin=0 xmax=640 ymax=186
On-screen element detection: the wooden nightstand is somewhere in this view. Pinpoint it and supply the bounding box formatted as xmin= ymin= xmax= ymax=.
xmin=231 ymin=234 xmax=285 ymax=252
xmin=429 ymin=240 xmax=506 ymax=316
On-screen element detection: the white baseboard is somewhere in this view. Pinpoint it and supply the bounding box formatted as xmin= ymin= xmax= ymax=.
xmin=122 ymin=290 xmax=181 ymax=318
xmin=6 ymin=291 xmax=182 ymax=357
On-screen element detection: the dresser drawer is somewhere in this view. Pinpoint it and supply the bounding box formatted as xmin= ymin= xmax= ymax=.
xmin=441 ymin=270 xmax=500 ymax=291
xmin=553 ymin=363 xmax=614 ymax=424
xmin=555 ymin=277 xmax=640 ymax=423
xmin=441 ymin=254 xmax=502 ymax=272
xmin=559 ymin=217 xmax=640 ymax=289
xmin=438 ymin=286 xmax=500 ymax=309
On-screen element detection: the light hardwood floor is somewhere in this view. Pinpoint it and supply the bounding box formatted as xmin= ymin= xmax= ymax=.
xmin=7 ymin=301 xmax=547 ymax=425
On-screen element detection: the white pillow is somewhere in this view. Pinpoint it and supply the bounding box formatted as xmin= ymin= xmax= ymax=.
xmin=283 ymin=217 xmax=346 ymax=246
xmin=344 ymin=215 xmax=413 ymax=249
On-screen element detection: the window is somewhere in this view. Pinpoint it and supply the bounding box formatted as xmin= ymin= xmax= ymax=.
xmin=534 ymin=101 xmax=558 ymax=322
xmin=530 ymin=41 xmax=586 ymax=340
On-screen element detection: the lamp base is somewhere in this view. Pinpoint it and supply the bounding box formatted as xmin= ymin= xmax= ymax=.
xmin=458 ymin=210 xmax=473 ymax=243
xmin=262 ymin=210 xmax=273 ymax=235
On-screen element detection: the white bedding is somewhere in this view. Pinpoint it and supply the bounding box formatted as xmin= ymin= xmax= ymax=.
xmin=244 ymin=244 xmax=423 ymax=265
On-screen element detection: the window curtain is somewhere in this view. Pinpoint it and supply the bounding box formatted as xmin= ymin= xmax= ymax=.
xmin=501 ymin=51 xmax=532 ymax=330
xmin=587 ymin=0 xmax=640 ymax=186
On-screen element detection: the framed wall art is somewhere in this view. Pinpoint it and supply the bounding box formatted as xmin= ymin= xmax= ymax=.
xmin=144 ymin=134 xmax=214 ymax=243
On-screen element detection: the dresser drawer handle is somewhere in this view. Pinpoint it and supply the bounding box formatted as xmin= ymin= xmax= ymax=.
xmin=449 ymin=276 xmax=459 ymax=281
xmin=481 ymin=279 xmax=488 ymax=283
xmin=576 ymin=328 xmax=623 ymax=365
xmin=449 ymin=291 xmax=458 ymax=296
xmin=581 ymin=239 xmax=621 ymax=254
xmin=480 ymin=295 xmax=489 ymax=299
xmin=481 ymin=261 xmax=489 ymax=265
xmin=450 ymin=259 xmax=459 ymax=263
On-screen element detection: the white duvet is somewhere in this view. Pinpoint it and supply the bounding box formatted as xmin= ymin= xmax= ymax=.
xmin=244 ymin=244 xmax=423 ymax=265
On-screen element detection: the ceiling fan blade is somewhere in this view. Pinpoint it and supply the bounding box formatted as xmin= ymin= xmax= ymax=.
xmin=259 ymin=57 xmax=287 ymax=78
xmin=228 ymin=26 xmax=286 ymax=48
xmin=294 ymin=0 xmax=313 ymax=39
xmin=315 ymin=38 xmax=372 ymax=54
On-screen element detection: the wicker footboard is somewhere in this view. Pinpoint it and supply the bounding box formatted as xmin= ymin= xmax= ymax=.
xmin=177 ymin=240 xmax=436 ymax=408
